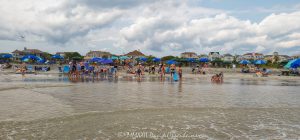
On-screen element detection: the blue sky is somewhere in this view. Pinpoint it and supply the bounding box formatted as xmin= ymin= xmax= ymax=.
xmin=0 ymin=0 xmax=300 ymax=57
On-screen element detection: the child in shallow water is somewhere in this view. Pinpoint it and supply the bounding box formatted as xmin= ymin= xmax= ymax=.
xmin=211 ymin=72 xmax=223 ymax=83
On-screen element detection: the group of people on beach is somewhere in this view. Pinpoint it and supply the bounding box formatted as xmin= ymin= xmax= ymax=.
xmin=68 ymin=61 xmax=118 ymax=79
xmin=133 ymin=63 xmax=183 ymax=80
xmin=5 ymin=61 xmax=226 ymax=83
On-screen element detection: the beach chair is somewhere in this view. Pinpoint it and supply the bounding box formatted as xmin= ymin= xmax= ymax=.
xmin=63 ymin=65 xmax=70 ymax=74
xmin=27 ymin=65 xmax=33 ymax=73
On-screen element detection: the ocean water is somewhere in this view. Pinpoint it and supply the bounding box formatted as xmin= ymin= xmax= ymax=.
xmin=0 ymin=75 xmax=300 ymax=139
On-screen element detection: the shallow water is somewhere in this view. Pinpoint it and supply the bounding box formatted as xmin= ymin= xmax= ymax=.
xmin=0 ymin=75 xmax=300 ymax=139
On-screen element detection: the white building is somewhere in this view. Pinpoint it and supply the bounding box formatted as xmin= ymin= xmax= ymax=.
xmin=222 ymin=54 xmax=234 ymax=62
xmin=181 ymin=52 xmax=198 ymax=58
xmin=208 ymin=52 xmax=221 ymax=61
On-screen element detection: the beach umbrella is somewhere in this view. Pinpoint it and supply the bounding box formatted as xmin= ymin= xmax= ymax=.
xmin=111 ymin=56 xmax=119 ymax=60
xmin=21 ymin=55 xmax=38 ymax=61
xmin=199 ymin=58 xmax=209 ymax=62
xmin=120 ymin=56 xmax=130 ymax=60
xmin=284 ymin=59 xmax=300 ymax=69
xmin=152 ymin=58 xmax=161 ymax=62
xmin=0 ymin=54 xmax=13 ymax=59
xmin=166 ymin=60 xmax=177 ymax=65
xmin=254 ymin=60 xmax=267 ymax=65
xmin=52 ymin=54 xmax=64 ymax=59
xmin=101 ymin=59 xmax=113 ymax=64
xmin=89 ymin=57 xmax=102 ymax=63
xmin=139 ymin=57 xmax=148 ymax=62
xmin=186 ymin=58 xmax=196 ymax=62
xmin=35 ymin=56 xmax=46 ymax=63
xmin=239 ymin=60 xmax=251 ymax=65
xmin=21 ymin=55 xmax=37 ymax=61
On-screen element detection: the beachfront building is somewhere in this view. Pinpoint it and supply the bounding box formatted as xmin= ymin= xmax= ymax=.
xmin=222 ymin=54 xmax=234 ymax=62
xmin=180 ymin=52 xmax=198 ymax=58
xmin=55 ymin=52 xmax=76 ymax=57
xmin=264 ymin=52 xmax=292 ymax=63
xmin=125 ymin=50 xmax=145 ymax=59
xmin=84 ymin=50 xmax=112 ymax=60
xmin=125 ymin=50 xmax=145 ymax=65
xmin=12 ymin=47 xmax=44 ymax=61
xmin=208 ymin=52 xmax=221 ymax=61
xmin=242 ymin=53 xmax=264 ymax=60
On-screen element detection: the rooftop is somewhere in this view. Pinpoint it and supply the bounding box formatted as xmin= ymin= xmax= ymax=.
xmin=125 ymin=50 xmax=145 ymax=56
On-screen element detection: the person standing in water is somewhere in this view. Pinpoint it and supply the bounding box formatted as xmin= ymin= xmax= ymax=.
xmin=159 ymin=64 xmax=166 ymax=79
xmin=170 ymin=64 xmax=176 ymax=77
xmin=178 ymin=65 xmax=183 ymax=80
xmin=20 ymin=62 xmax=27 ymax=77
xmin=136 ymin=63 xmax=143 ymax=78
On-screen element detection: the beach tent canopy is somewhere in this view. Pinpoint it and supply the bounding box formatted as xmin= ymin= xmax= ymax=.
xmin=111 ymin=56 xmax=119 ymax=60
xmin=101 ymin=59 xmax=113 ymax=64
xmin=152 ymin=58 xmax=161 ymax=62
xmin=166 ymin=60 xmax=177 ymax=65
xmin=139 ymin=57 xmax=148 ymax=62
xmin=239 ymin=60 xmax=251 ymax=65
xmin=284 ymin=59 xmax=300 ymax=69
xmin=254 ymin=60 xmax=267 ymax=65
xmin=119 ymin=56 xmax=130 ymax=60
xmin=52 ymin=54 xmax=64 ymax=59
xmin=0 ymin=54 xmax=13 ymax=59
xmin=199 ymin=58 xmax=209 ymax=62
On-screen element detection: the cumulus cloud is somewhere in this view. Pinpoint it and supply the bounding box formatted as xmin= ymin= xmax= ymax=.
xmin=0 ymin=0 xmax=300 ymax=56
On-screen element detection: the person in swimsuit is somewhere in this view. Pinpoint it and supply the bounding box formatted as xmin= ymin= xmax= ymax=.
xmin=80 ymin=61 xmax=85 ymax=74
xmin=20 ymin=62 xmax=27 ymax=77
xmin=178 ymin=65 xmax=183 ymax=79
xmin=151 ymin=65 xmax=156 ymax=74
xmin=159 ymin=64 xmax=166 ymax=79
xmin=170 ymin=64 xmax=176 ymax=77
xmin=136 ymin=64 xmax=142 ymax=78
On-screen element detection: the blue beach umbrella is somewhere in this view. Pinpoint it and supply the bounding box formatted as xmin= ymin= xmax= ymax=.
xmin=139 ymin=57 xmax=148 ymax=62
xmin=254 ymin=60 xmax=267 ymax=65
xmin=199 ymin=58 xmax=209 ymax=62
xmin=21 ymin=55 xmax=38 ymax=61
xmin=0 ymin=54 xmax=13 ymax=59
xmin=152 ymin=58 xmax=161 ymax=62
xmin=285 ymin=59 xmax=300 ymax=69
xmin=166 ymin=60 xmax=177 ymax=65
xmin=90 ymin=57 xmax=102 ymax=63
xmin=52 ymin=54 xmax=64 ymax=59
xmin=239 ymin=60 xmax=251 ymax=65
xmin=21 ymin=55 xmax=37 ymax=60
xmin=186 ymin=58 xmax=196 ymax=62
xmin=101 ymin=59 xmax=113 ymax=64
xmin=35 ymin=56 xmax=46 ymax=63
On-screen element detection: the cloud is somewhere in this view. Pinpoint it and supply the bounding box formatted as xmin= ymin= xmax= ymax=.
xmin=0 ymin=0 xmax=300 ymax=56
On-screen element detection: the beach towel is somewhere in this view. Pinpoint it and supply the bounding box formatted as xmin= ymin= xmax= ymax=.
xmin=63 ymin=65 xmax=70 ymax=73
xmin=27 ymin=65 xmax=33 ymax=72
xmin=173 ymin=72 xmax=179 ymax=81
